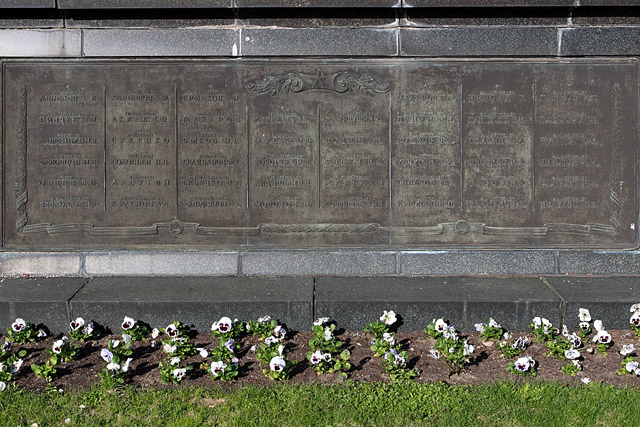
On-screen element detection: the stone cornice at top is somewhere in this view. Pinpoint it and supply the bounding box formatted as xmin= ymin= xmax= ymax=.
xmin=13 ymin=0 xmax=629 ymax=9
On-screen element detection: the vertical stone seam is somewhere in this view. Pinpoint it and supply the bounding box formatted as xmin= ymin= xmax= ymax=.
xmin=237 ymin=251 xmax=244 ymax=276
xmin=554 ymin=251 xmax=559 ymax=275
xmin=540 ymin=276 xmax=565 ymax=326
xmin=79 ymin=253 xmax=86 ymax=276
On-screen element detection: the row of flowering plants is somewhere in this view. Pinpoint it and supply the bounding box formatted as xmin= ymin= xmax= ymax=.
xmin=2 ymin=305 xmax=640 ymax=391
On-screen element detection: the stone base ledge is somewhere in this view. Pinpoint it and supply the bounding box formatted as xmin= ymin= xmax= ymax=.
xmin=1 ymin=276 xmax=638 ymax=333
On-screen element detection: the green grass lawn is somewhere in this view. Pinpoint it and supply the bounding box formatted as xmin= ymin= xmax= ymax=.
xmin=2 ymin=381 xmax=639 ymax=426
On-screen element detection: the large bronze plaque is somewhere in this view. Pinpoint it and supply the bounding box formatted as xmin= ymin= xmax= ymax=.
xmin=2 ymin=60 xmax=637 ymax=249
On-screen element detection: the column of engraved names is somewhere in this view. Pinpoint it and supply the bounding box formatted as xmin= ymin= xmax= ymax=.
xmin=534 ymin=65 xmax=610 ymax=226
xmin=248 ymin=91 xmax=317 ymax=224
xmin=177 ymin=70 xmax=246 ymax=227
xmin=28 ymin=79 xmax=105 ymax=225
xmin=462 ymin=68 xmax=534 ymax=226
xmin=105 ymin=74 xmax=176 ymax=226
xmin=392 ymin=67 xmax=461 ymax=228
xmin=320 ymin=90 xmax=389 ymax=224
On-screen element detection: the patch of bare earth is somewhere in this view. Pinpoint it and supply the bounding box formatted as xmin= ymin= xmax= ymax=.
xmin=10 ymin=330 xmax=640 ymax=392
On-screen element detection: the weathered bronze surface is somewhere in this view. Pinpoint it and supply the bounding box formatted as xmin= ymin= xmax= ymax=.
xmin=3 ymin=60 xmax=637 ymax=249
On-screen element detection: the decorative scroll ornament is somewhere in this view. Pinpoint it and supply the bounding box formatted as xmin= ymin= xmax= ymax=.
xmin=246 ymin=69 xmax=390 ymax=95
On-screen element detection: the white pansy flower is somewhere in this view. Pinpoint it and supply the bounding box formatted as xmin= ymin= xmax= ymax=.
xmin=515 ymin=356 xmax=533 ymax=372
xmin=122 ymin=358 xmax=133 ymax=372
xmin=488 ymin=318 xmax=501 ymax=328
xmin=630 ymin=312 xmax=640 ymax=327
xmin=568 ymin=333 xmax=582 ymax=348
xmin=380 ymin=310 xmax=397 ymax=326
xmin=166 ymin=324 xmax=179 ymax=338
xmin=578 ymin=308 xmax=591 ymax=322
xmin=11 ymin=359 xmax=23 ymax=373
xmin=211 ymin=361 xmax=227 ymax=376
xmin=100 ymin=349 xmax=113 ymax=363
xmin=121 ymin=316 xmax=135 ymax=330
xmin=212 ymin=317 xmax=232 ymax=333
xmin=630 ymin=303 xmax=640 ymax=313
xmin=564 ymin=348 xmax=581 ymax=360
xmin=163 ymin=343 xmax=177 ymax=354
xmin=1 ymin=341 xmax=13 ymax=353
xmin=382 ymin=332 xmax=395 ymax=345
xmin=626 ymin=361 xmax=639 ymax=373
xmin=435 ymin=318 xmax=448 ymax=333
xmin=11 ymin=318 xmax=26 ymax=332
xmin=269 ymin=356 xmax=286 ymax=372
xmin=83 ymin=322 xmax=94 ymax=336
xmin=277 ymin=344 xmax=284 ymax=356
xmin=197 ymin=347 xmax=209 ymax=358
xmin=430 ymin=348 xmax=440 ymax=359
xmin=593 ymin=319 xmax=604 ymax=332
xmin=0 ymin=362 xmax=4 ymax=372
xmin=52 ymin=339 xmax=64 ymax=354
xmin=541 ymin=318 xmax=551 ymax=328
xmin=443 ymin=326 xmax=458 ymax=341
xmin=579 ymin=322 xmax=591 ymax=332
xmin=169 ymin=356 xmax=181 ymax=366
xmin=310 ymin=350 xmax=323 ymax=365
xmin=314 ymin=317 xmax=330 ymax=326
xmin=581 ymin=377 xmax=591 ymax=385
xmin=463 ymin=340 xmax=474 ymax=356
xmin=173 ymin=368 xmax=187 ymax=380
xmin=595 ymin=330 xmax=612 ymax=344
xmin=503 ymin=332 xmax=513 ymax=340
xmin=561 ymin=325 xmax=569 ymax=338
xmin=122 ymin=334 xmax=131 ymax=344
xmin=323 ymin=327 xmax=333 ymax=341
xmin=264 ymin=336 xmax=278 ymax=346
xmin=258 ymin=315 xmax=271 ymax=323
xmin=0 ymin=381 xmax=5 ymax=392
xmin=70 ymin=317 xmax=85 ymax=331
xmin=37 ymin=329 xmax=47 ymax=338
xmin=532 ymin=317 xmax=542 ymax=327
xmin=112 ymin=340 xmax=120 ymax=348
xmin=273 ymin=325 xmax=287 ymax=340
xmin=106 ymin=362 xmax=120 ymax=372
xmin=323 ymin=353 xmax=332 ymax=362
xmin=151 ymin=328 xmax=160 ymax=339
xmin=474 ymin=322 xmax=486 ymax=333
xmin=620 ymin=344 xmax=636 ymax=356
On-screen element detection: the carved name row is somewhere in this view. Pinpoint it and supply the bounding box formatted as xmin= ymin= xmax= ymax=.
xmin=3 ymin=60 xmax=637 ymax=248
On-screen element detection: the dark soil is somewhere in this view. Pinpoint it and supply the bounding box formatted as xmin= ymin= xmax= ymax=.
xmin=9 ymin=330 xmax=640 ymax=392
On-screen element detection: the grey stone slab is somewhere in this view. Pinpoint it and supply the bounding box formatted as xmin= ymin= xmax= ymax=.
xmin=0 ymin=18 xmax=63 ymax=28
xmin=572 ymin=6 xmax=640 ymax=25
xmin=66 ymin=10 xmax=235 ymax=28
xmin=58 ymin=0 xmax=232 ymax=8
xmin=238 ymin=8 xmax=397 ymax=27
xmin=70 ymin=277 xmax=313 ymax=332
xmin=400 ymin=27 xmax=558 ymax=56
xmin=560 ymin=27 xmax=640 ymax=56
xmin=0 ymin=277 xmax=88 ymax=333
xmin=0 ymin=253 xmax=83 ymax=276
xmin=0 ymin=0 xmax=55 ymax=7
xmin=241 ymin=251 xmax=397 ymax=276
xmin=399 ymin=251 xmax=556 ymax=276
xmin=580 ymin=1 xmax=640 ymax=5
xmin=0 ymin=29 xmax=81 ymax=57
xmin=316 ymin=277 xmax=561 ymax=332
xmin=236 ymin=0 xmax=400 ymax=7
xmin=546 ymin=277 xmax=640 ymax=330
xmin=84 ymin=252 xmax=238 ymax=276
xmin=82 ymin=28 xmax=239 ymax=57
xmin=558 ymin=251 xmax=640 ymax=275
xmin=404 ymin=0 xmax=572 ymax=5
xmin=242 ymin=28 xmax=398 ymax=56
xmin=405 ymin=7 xmax=568 ymax=26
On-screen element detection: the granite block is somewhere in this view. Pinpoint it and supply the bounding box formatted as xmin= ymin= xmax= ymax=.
xmin=0 ymin=0 xmax=55 ymax=7
xmin=405 ymin=7 xmax=568 ymax=26
xmin=560 ymin=27 xmax=640 ymax=56
xmin=242 ymin=28 xmax=398 ymax=56
xmin=0 ymin=253 xmax=82 ymax=276
xmin=0 ymin=18 xmax=63 ymax=28
xmin=0 ymin=277 xmax=89 ymax=333
xmin=82 ymin=28 xmax=239 ymax=56
xmin=558 ymin=251 xmax=640 ymax=275
xmin=0 ymin=29 xmax=81 ymax=57
xmin=316 ymin=277 xmax=562 ymax=331
xmin=70 ymin=277 xmax=314 ymax=332
xmin=573 ymin=7 xmax=640 ymax=26
xmin=400 ymin=27 xmax=558 ymax=56
xmin=236 ymin=0 xmax=401 ymax=6
xmin=58 ymin=0 xmax=232 ymax=8
xmin=66 ymin=10 xmax=235 ymax=28
xmin=240 ymin=251 xmax=397 ymax=276
xmin=83 ymin=252 xmax=238 ymax=276
xmin=546 ymin=277 xmax=640 ymax=330
xmin=399 ymin=251 xmax=556 ymax=276
xmin=238 ymin=8 xmax=397 ymax=27
xmin=404 ymin=0 xmax=572 ymax=5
